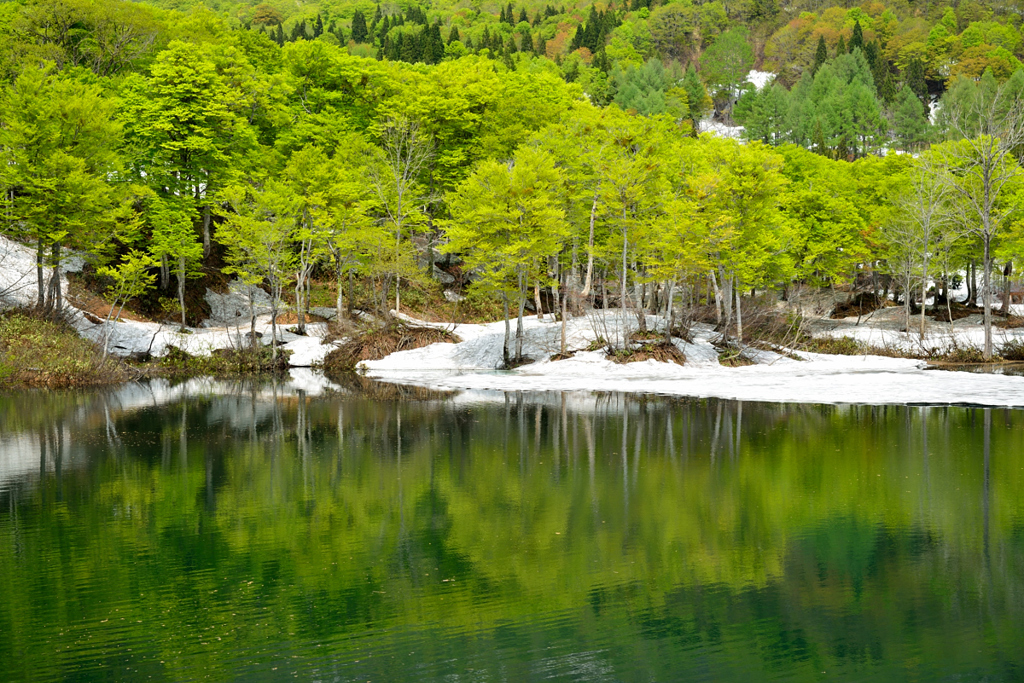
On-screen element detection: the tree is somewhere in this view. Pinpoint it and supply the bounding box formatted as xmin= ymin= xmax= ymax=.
xmin=444 ymin=147 xmax=569 ymax=365
xmin=811 ymin=35 xmax=827 ymax=75
xmin=220 ymin=182 xmax=297 ymax=360
xmin=148 ymin=197 xmax=203 ymax=329
xmin=699 ymin=27 xmax=754 ymax=121
xmin=935 ymin=81 xmax=1024 ymax=358
xmin=367 ymin=117 xmax=434 ymax=317
xmin=96 ymin=250 xmax=157 ymax=360
xmin=0 ymin=64 xmax=129 ymax=315
xmin=892 ymin=85 xmax=929 ymax=152
xmin=351 ymin=10 xmax=368 ymax=43
xmin=681 ymin=65 xmax=711 ymax=133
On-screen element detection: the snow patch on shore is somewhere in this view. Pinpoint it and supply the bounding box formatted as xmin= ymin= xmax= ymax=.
xmin=363 ymin=311 xmax=1024 ymax=407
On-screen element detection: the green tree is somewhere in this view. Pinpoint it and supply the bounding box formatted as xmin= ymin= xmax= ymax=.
xmin=892 ymin=85 xmax=929 ymax=152
xmin=444 ymin=147 xmax=569 ymax=365
xmin=699 ymin=27 xmax=754 ymax=121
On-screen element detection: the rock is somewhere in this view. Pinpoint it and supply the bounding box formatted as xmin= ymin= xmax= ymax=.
xmin=433 ymin=266 xmax=455 ymax=285
xmin=443 ymin=290 xmax=464 ymax=303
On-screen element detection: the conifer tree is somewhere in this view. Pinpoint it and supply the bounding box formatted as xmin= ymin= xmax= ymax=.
xmin=537 ymin=35 xmax=546 ymax=57
xmin=503 ymin=45 xmax=514 ymax=69
xmin=850 ymin=20 xmax=863 ymax=52
xmin=447 ymin=25 xmax=459 ymax=44
xmin=313 ymin=14 xmax=323 ymax=38
xmin=812 ymin=35 xmax=827 ymax=75
xmin=893 ymin=85 xmax=928 ymax=151
xmin=521 ymin=32 xmax=534 ymax=54
xmin=570 ymin=25 xmax=584 ymax=51
xmin=373 ymin=4 xmax=382 ymax=24
xmin=351 ymin=10 xmax=368 ymax=43
xmin=532 ymin=12 xmax=542 ymax=26
xmin=505 ymin=3 xmax=514 ymax=23
xmin=508 ymin=35 xmax=518 ymax=53
xmin=379 ymin=16 xmax=391 ymax=41
xmin=499 ymin=4 xmax=507 ymax=23
xmin=401 ymin=31 xmax=421 ymax=62
xmin=837 ymin=35 xmax=846 ymax=55
xmin=274 ymin=24 xmax=285 ymax=45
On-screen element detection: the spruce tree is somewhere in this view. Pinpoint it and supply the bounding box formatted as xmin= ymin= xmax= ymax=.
xmin=836 ymin=35 xmax=846 ymax=55
xmin=373 ymin=4 xmax=382 ymax=23
xmin=313 ymin=14 xmax=323 ymax=38
xmin=503 ymin=46 xmax=514 ymax=70
xmin=905 ymin=57 xmax=928 ymax=114
xmin=519 ymin=8 xmax=528 ymax=23
xmin=274 ymin=24 xmax=285 ymax=45
xmin=850 ymin=20 xmax=863 ymax=52
xmin=812 ymin=35 xmax=827 ymax=75
xmin=508 ymin=34 xmax=518 ymax=53
xmin=892 ymin=84 xmax=928 ymax=151
xmin=379 ymin=16 xmax=391 ymax=41
xmin=401 ymin=31 xmax=421 ymax=61
xmin=499 ymin=5 xmax=507 ymax=23
xmin=447 ymin=25 xmax=460 ymax=44
xmin=351 ymin=10 xmax=368 ymax=43
xmin=570 ymin=25 xmax=584 ymax=51
xmin=533 ymin=12 xmax=542 ymax=26
xmin=536 ymin=35 xmax=547 ymax=57
xmin=505 ymin=3 xmax=514 ymax=23
xmin=522 ymin=32 xmax=534 ymax=53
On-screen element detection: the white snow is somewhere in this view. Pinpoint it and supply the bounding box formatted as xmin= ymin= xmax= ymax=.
xmin=363 ymin=311 xmax=1024 ymax=408
xmin=0 ymin=234 xmax=339 ymax=366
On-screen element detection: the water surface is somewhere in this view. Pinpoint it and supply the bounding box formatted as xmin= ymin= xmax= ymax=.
xmin=1 ymin=380 xmax=1023 ymax=682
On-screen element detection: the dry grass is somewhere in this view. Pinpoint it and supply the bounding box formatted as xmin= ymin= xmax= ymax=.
xmin=322 ymin=320 xmax=460 ymax=374
xmin=831 ymin=292 xmax=888 ymax=319
xmin=609 ymin=341 xmax=686 ymax=365
xmin=0 ymin=309 xmax=132 ymax=388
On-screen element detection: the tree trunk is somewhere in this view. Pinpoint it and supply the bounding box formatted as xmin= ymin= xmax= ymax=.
xmin=920 ymin=252 xmax=930 ymax=340
xmin=1001 ymin=261 xmax=1012 ymax=317
xmin=560 ymin=277 xmax=568 ymax=356
xmin=580 ymin=192 xmax=598 ymax=297
xmin=983 ymin=238 xmax=993 ymax=359
xmin=502 ymin=294 xmax=511 ymax=368
xmin=515 ymin=289 xmax=527 ymax=361
xmin=35 ymin=238 xmax=45 ymax=310
xmin=178 ymin=257 xmax=187 ymax=330
xmin=202 ymin=205 xmax=212 ymax=258
xmin=665 ymin=279 xmax=676 ymax=345
xmin=534 ymin=282 xmax=543 ymax=320
xmin=336 ymin=257 xmax=345 ymax=323
xmin=735 ymin=281 xmax=743 ymax=343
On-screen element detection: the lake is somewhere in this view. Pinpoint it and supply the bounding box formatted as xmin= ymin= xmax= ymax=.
xmin=1 ymin=377 xmax=1023 ymax=682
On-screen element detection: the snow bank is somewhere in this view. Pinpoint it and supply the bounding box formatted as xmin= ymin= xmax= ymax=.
xmin=0 ymin=235 xmax=339 ymax=366
xmin=363 ymin=311 xmax=1024 ymax=408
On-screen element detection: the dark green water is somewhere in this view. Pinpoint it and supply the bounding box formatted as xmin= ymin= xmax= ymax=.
xmin=2 ymin=380 xmax=1024 ymax=682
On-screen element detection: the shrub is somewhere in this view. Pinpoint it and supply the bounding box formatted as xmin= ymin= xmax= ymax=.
xmin=1001 ymin=338 xmax=1024 ymax=361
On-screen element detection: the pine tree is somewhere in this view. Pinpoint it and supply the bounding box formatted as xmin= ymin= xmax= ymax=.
xmin=274 ymin=24 xmax=285 ymax=45
xmin=905 ymin=57 xmax=929 ymax=115
xmin=521 ymin=32 xmax=534 ymax=53
xmin=536 ymin=35 xmax=547 ymax=57
xmin=508 ymin=34 xmax=518 ymax=53
xmin=570 ymin=25 xmax=584 ymax=51
xmin=812 ymin=35 xmax=827 ymax=75
xmin=373 ymin=4 xmax=382 ymax=23
xmin=351 ymin=10 xmax=368 ymax=43
xmin=500 ymin=4 xmax=507 ymax=23
xmin=505 ymin=2 xmax=514 ymax=23
xmin=837 ymin=35 xmax=846 ymax=55
xmin=379 ymin=16 xmax=391 ymax=41
xmin=519 ymin=8 xmax=528 ymax=23
xmin=313 ymin=14 xmax=323 ymax=38
xmin=401 ymin=31 xmax=421 ymax=61
xmin=682 ymin=65 xmax=711 ymax=132
xmin=532 ymin=12 xmax=542 ymax=26
xmin=447 ymin=25 xmax=460 ymax=44
xmin=850 ymin=20 xmax=863 ymax=52
xmin=892 ymin=84 xmax=928 ymax=151
xmin=503 ymin=45 xmax=514 ymax=69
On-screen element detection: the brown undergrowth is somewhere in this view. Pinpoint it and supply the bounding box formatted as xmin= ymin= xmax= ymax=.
xmin=322 ymin=320 xmax=460 ymax=374
xmin=0 ymin=308 xmax=133 ymax=388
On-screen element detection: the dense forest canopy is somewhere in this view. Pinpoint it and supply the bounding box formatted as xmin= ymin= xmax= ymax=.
xmin=3 ymin=0 xmax=1024 ymax=362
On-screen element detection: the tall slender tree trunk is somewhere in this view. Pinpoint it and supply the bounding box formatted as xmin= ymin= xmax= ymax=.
xmin=35 ymin=238 xmax=45 ymax=310
xmin=502 ymin=294 xmax=511 ymax=367
xmin=983 ymin=235 xmax=994 ymax=359
xmin=534 ymin=282 xmax=543 ymax=320
xmin=920 ymin=250 xmax=930 ymax=341
xmin=580 ymin=192 xmax=598 ymax=298
xmin=202 ymin=205 xmax=212 ymax=258
xmin=178 ymin=257 xmax=187 ymax=330
xmin=735 ymin=281 xmax=743 ymax=343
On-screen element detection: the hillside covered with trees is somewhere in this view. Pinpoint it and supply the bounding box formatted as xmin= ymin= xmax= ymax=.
xmin=3 ymin=0 xmax=1024 ymax=370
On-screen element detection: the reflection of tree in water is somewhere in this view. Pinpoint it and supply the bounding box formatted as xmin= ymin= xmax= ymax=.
xmin=1 ymin=384 xmax=1023 ymax=681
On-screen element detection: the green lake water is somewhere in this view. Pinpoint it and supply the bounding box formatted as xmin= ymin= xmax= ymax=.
xmin=1 ymin=380 xmax=1023 ymax=682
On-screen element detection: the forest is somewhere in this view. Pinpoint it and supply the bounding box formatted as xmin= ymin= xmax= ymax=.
xmin=3 ymin=0 xmax=1024 ymax=368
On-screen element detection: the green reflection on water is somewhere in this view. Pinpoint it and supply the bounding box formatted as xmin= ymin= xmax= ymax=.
xmin=1 ymin=383 xmax=1023 ymax=682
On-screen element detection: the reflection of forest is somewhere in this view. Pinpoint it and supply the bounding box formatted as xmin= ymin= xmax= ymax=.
xmin=1 ymin=383 xmax=1023 ymax=681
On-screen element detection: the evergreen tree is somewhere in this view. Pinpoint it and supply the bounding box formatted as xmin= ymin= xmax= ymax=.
xmin=536 ymin=35 xmax=547 ymax=57
xmin=505 ymin=2 xmax=514 ymax=23
xmin=532 ymin=12 xmax=542 ymax=26
xmin=519 ymin=8 xmax=528 ymax=23
xmin=500 ymin=4 xmax=507 ymax=23
xmin=521 ymin=32 xmax=534 ymax=54
xmin=447 ymin=25 xmax=460 ymax=44
xmin=905 ymin=56 xmax=929 ymax=115
xmin=892 ymin=85 xmax=928 ymax=151
xmin=274 ymin=24 xmax=285 ymax=45
xmin=837 ymin=35 xmax=846 ymax=55
xmin=372 ymin=4 xmax=382 ymax=24
xmin=313 ymin=14 xmax=323 ymax=38
xmin=570 ymin=25 xmax=584 ymax=51
xmin=379 ymin=16 xmax=391 ymax=41
xmin=351 ymin=10 xmax=368 ymax=43
xmin=812 ymin=35 xmax=827 ymax=75
xmin=400 ymin=31 xmax=421 ymax=62
xmin=508 ymin=34 xmax=518 ymax=53
xmin=850 ymin=20 xmax=863 ymax=52
xmin=503 ymin=45 xmax=514 ymax=70
xmin=682 ymin=65 xmax=711 ymax=132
